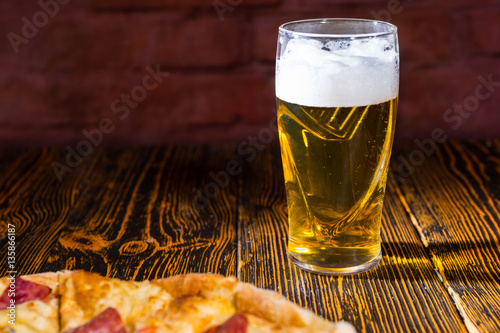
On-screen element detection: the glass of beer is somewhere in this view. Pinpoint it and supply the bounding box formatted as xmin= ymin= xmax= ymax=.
xmin=276 ymin=18 xmax=399 ymax=275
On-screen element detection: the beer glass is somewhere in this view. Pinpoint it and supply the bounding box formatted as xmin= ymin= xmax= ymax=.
xmin=276 ymin=19 xmax=399 ymax=275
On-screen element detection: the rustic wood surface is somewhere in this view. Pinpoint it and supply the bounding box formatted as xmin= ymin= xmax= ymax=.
xmin=392 ymin=140 xmax=500 ymax=333
xmin=237 ymin=145 xmax=467 ymax=332
xmin=0 ymin=140 xmax=499 ymax=332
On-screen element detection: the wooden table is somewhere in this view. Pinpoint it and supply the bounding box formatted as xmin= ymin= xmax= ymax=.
xmin=1 ymin=140 xmax=499 ymax=332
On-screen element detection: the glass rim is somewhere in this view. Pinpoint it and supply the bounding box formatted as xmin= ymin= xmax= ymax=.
xmin=279 ymin=18 xmax=398 ymax=38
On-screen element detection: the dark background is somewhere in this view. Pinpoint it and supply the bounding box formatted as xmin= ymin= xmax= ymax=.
xmin=1 ymin=0 xmax=499 ymax=147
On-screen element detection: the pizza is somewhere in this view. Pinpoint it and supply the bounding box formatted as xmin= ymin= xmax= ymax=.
xmin=0 ymin=270 xmax=356 ymax=333
xmin=0 ymin=272 xmax=60 ymax=332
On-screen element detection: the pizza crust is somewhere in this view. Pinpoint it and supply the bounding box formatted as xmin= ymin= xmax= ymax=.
xmin=236 ymin=283 xmax=319 ymax=327
xmin=154 ymin=273 xmax=238 ymax=301
xmin=153 ymin=274 xmax=238 ymax=332
xmin=236 ymin=282 xmax=354 ymax=333
xmin=157 ymin=273 xmax=355 ymax=333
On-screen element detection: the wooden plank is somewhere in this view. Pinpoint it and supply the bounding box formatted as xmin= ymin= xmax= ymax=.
xmin=43 ymin=145 xmax=238 ymax=280
xmin=392 ymin=139 xmax=500 ymax=333
xmin=237 ymin=145 xmax=467 ymax=332
xmin=0 ymin=148 xmax=98 ymax=276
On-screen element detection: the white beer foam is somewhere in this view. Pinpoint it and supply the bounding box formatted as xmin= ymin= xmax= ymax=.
xmin=276 ymin=38 xmax=399 ymax=107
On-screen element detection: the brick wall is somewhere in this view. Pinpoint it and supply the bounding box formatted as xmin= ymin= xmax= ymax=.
xmin=1 ymin=0 xmax=499 ymax=146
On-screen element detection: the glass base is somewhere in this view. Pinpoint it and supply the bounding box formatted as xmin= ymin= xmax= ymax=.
xmin=288 ymin=251 xmax=381 ymax=275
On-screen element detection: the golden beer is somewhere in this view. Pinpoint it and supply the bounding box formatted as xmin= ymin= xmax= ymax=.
xmin=276 ymin=18 xmax=399 ymax=274
xmin=277 ymin=97 xmax=397 ymax=273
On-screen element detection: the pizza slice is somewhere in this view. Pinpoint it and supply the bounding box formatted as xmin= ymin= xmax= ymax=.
xmin=0 ymin=272 xmax=60 ymax=332
xmin=58 ymin=270 xmax=173 ymax=333
xmin=149 ymin=273 xmax=241 ymax=332
xmin=153 ymin=273 xmax=356 ymax=333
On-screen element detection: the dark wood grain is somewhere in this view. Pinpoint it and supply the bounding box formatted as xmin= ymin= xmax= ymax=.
xmin=237 ymin=145 xmax=467 ymax=332
xmin=1 ymin=141 xmax=499 ymax=332
xmin=42 ymin=145 xmax=238 ymax=280
xmin=0 ymin=148 xmax=97 ymax=276
xmin=392 ymin=139 xmax=500 ymax=333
